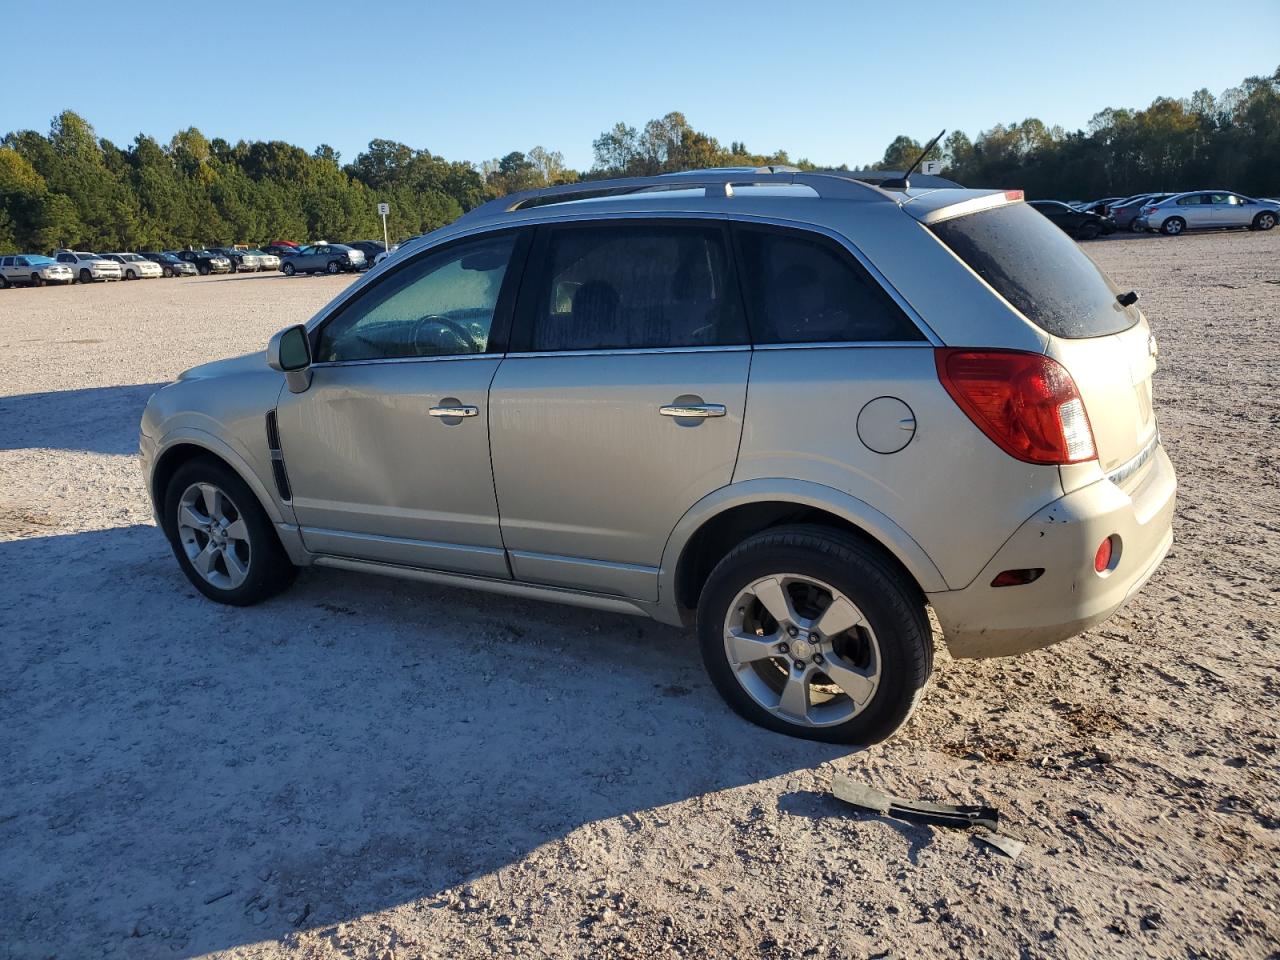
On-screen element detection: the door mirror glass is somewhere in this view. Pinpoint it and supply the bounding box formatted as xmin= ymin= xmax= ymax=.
xmin=268 ymin=324 xmax=312 ymax=372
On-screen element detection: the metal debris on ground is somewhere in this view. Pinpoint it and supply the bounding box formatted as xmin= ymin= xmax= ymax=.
xmin=831 ymin=774 xmax=1026 ymax=860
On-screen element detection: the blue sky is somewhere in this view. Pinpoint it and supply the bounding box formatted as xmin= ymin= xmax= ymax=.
xmin=3 ymin=0 xmax=1277 ymax=170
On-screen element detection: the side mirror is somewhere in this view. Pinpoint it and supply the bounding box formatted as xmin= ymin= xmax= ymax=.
xmin=267 ymin=324 xmax=313 ymax=393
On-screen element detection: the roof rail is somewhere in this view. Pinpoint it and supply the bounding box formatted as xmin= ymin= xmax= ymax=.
xmin=460 ymin=169 xmax=891 ymax=222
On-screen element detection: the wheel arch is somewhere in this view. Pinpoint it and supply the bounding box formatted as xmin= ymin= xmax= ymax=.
xmin=151 ymin=430 xmax=286 ymax=529
xmin=659 ymin=480 xmax=947 ymax=626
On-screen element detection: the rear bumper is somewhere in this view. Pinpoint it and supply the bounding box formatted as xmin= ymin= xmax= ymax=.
xmin=928 ymin=446 xmax=1176 ymax=658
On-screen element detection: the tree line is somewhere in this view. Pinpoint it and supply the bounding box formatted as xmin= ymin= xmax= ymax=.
xmin=1 ymin=64 xmax=1275 ymax=253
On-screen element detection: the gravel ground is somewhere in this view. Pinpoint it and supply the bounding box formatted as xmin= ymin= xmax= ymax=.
xmin=1 ymin=233 xmax=1277 ymax=960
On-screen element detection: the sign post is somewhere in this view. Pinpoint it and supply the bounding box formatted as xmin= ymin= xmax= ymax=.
xmin=377 ymin=202 xmax=390 ymax=254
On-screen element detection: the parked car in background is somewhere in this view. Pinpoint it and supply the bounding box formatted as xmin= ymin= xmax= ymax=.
xmin=244 ymin=248 xmax=281 ymax=272
xmin=209 ymin=247 xmax=265 ymax=273
xmin=1028 ymin=200 xmax=1116 ymax=240
xmin=262 ymin=242 xmax=300 ymax=259
xmin=0 ymin=254 xmax=74 ymax=287
xmin=102 ymin=253 xmax=163 ymax=280
xmin=54 ymin=250 xmax=123 ymax=283
xmin=344 ymin=240 xmax=386 ymax=268
xmin=139 ymin=252 xmax=199 ymax=277
xmin=279 ymin=243 xmax=366 ymax=275
xmin=169 ymin=249 xmax=232 ymax=275
xmin=1136 ymin=191 xmax=1279 ymax=235
xmin=140 ymin=172 xmax=1175 ymax=744
xmin=1110 ymin=194 xmax=1175 ymax=232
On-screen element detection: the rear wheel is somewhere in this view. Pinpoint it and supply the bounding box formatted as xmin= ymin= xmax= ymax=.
xmin=0 ymin=274 xmax=8 ymax=289
xmin=1161 ymin=217 xmax=1185 ymax=236
xmin=1253 ymin=211 xmax=1276 ymax=231
xmin=326 ymin=260 xmax=341 ymax=274
xmin=163 ymin=457 xmax=297 ymax=606
xmin=697 ymin=525 xmax=932 ymax=744
xmin=282 ymin=262 xmax=296 ymax=276
xmin=31 ymin=274 xmax=44 ymax=287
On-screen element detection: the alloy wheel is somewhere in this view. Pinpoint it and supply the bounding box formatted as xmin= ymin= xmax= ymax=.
xmin=176 ymin=482 xmax=252 ymax=590
xmin=722 ymin=573 xmax=882 ymax=728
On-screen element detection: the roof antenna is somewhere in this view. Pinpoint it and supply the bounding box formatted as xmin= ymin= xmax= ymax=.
xmin=879 ymin=129 xmax=946 ymax=192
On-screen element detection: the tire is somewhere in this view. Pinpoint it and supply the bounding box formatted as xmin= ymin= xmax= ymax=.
xmin=162 ymin=456 xmax=297 ymax=606
xmin=125 ymin=269 xmax=137 ymax=280
xmin=162 ymin=266 xmax=173 ymax=278
xmin=197 ymin=263 xmax=210 ymax=275
xmin=0 ymin=274 xmax=8 ymax=289
xmin=1075 ymin=222 xmax=1101 ymax=241
xmin=1161 ymin=217 xmax=1185 ymax=236
xmin=31 ymin=274 xmax=44 ymax=287
xmin=1253 ymin=211 xmax=1276 ymax=231
xmin=79 ymin=268 xmax=92 ymax=283
xmin=1128 ymin=220 xmax=1145 ymax=233
xmin=326 ymin=260 xmax=341 ymax=274
xmin=282 ymin=262 xmax=296 ymax=276
xmin=696 ymin=525 xmax=932 ymax=744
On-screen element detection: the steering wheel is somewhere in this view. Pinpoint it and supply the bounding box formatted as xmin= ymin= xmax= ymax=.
xmin=409 ymin=315 xmax=477 ymax=355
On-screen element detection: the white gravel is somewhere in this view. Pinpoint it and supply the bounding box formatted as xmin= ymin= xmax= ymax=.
xmin=1 ymin=235 xmax=1277 ymax=959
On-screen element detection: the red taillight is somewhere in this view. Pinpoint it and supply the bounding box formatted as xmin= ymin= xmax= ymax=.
xmin=1094 ymin=537 xmax=1113 ymax=573
xmin=1004 ymin=190 xmax=1025 ymax=201
xmin=935 ymin=349 xmax=1097 ymax=465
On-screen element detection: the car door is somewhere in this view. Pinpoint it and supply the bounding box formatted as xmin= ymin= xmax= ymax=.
xmin=1178 ymin=193 xmax=1212 ymax=228
xmin=0 ymin=257 xmax=12 ymax=280
xmin=274 ymin=228 xmax=530 ymax=575
xmin=488 ymin=218 xmax=750 ymax=602
xmin=1219 ymin=194 xmax=1252 ymax=227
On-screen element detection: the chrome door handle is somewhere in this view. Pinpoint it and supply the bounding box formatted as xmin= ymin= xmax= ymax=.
xmin=429 ymin=405 xmax=479 ymax=418
xmin=659 ymin=403 xmax=726 ymax=418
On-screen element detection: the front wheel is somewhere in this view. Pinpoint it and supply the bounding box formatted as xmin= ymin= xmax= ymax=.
xmin=0 ymin=274 xmax=8 ymax=289
xmin=79 ymin=268 xmax=92 ymax=283
xmin=1161 ymin=217 xmax=1185 ymax=236
xmin=125 ymin=269 xmax=137 ymax=280
xmin=282 ymin=262 xmax=296 ymax=276
xmin=697 ymin=526 xmax=932 ymax=744
xmin=163 ymin=457 xmax=297 ymax=606
xmin=1253 ymin=211 xmax=1276 ymax=231
xmin=1129 ymin=220 xmax=1145 ymax=233
xmin=1075 ymin=222 xmax=1101 ymax=241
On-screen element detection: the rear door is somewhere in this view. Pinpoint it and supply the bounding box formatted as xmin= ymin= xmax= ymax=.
xmin=1176 ymin=193 xmax=1213 ymax=228
xmin=488 ymin=218 xmax=750 ymax=601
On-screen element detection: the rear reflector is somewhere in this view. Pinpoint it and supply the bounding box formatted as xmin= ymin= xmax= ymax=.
xmin=935 ymin=349 xmax=1097 ymax=465
xmin=1094 ymin=537 xmax=1114 ymax=573
xmin=1004 ymin=190 xmax=1025 ymax=201
xmin=991 ymin=568 xmax=1045 ymax=587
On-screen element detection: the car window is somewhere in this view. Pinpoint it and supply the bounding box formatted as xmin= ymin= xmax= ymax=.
xmin=734 ymin=226 xmax=923 ymax=344
xmin=316 ymin=233 xmax=517 ymax=363
xmin=928 ymin=201 xmax=1139 ymax=340
xmin=1 ymin=258 xmax=11 ymax=267
xmin=1208 ymin=193 xmax=1230 ymax=204
xmin=517 ymin=222 xmax=745 ymax=352
xmin=1176 ymin=194 xmax=1204 ymax=206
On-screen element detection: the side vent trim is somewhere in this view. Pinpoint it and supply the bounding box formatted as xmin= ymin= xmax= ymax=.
xmin=265 ymin=410 xmax=292 ymax=502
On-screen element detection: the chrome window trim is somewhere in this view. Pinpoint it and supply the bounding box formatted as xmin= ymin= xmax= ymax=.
xmin=304 ymin=209 xmax=941 ymax=347
xmin=753 ymin=340 xmax=934 ymax=351
xmin=503 ymin=344 xmax=750 ymax=360
xmin=310 ymin=352 xmax=498 ymax=370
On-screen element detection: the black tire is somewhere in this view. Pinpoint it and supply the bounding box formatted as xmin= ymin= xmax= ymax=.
xmin=162 ymin=456 xmax=297 ymax=606
xmin=162 ymin=266 xmax=173 ymax=278
xmin=1161 ymin=217 xmax=1186 ymax=236
xmin=1128 ymin=219 xmax=1145 ymax=233
xmin=1253 ymin=211 xmax=1276 ymax=231
xmin=282 ymin=262 xmax=296 ymax=276
xmin=31 ymin=274 xmax=44 ymax=287
xmin=0 ymin=274 xmax=8 ymax=289
xmin=79 ymin=268 xmax=92 ymax=283
xmin=696 ymin=525 xmax=932 ymax=744
xmin=197 ymin=263 xmax=210 ymax=276
xmin=1074 ymin=222 xmax=1101 ymax=241
xmin=326 ymin=260 xmax=341 ymax=274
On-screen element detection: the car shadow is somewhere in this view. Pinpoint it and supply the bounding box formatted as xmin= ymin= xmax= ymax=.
xmin=0 ymin=523 xmax=851 ymax=957
xmin=0 ymin=383 xmax=165 ymax=455
xmin=778 ymin=789 xmax=935 ymax=866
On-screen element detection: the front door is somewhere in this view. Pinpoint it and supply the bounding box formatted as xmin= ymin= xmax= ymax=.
xmin=488 ymin=219 xmax=750 ymax=601
xmin=275 ymin=229 xmax=528 ymax=577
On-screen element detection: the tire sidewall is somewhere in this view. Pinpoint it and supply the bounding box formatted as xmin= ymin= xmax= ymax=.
xmin=697 ymin=532 xmax=930 ymax=744
xmin=162 ymin=457 xmax=292 ymax=606
xmin=283 ymin=262 xmax=295 ymax=276
xmin=1162 ymin=217 xmax=1184 ymax=235
xmin=1255 ymin=212 xmax=1276 ymax=231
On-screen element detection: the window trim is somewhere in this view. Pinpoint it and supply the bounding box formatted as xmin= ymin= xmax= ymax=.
xmin=728 ymin=219 xmax=930 ymax=347
xmin=507 ymin=217 xmax=751 ymax=355
xmin=308 ymin=226 xmax=532 ymax=366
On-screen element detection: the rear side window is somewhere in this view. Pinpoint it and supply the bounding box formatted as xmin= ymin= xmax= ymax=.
xmin=928 ymin=202 xmax=1139 ymax=339
xmin=734 ymin=226 xmax=923 ymax=343
xmin=515 ymin=222 xmax=746 ymax=352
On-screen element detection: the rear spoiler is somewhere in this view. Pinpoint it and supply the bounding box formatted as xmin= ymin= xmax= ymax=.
xmin=903 ymin=189 xmax=1025 ymax=226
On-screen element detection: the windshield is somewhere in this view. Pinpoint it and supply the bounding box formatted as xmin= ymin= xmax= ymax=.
xmin=928 ymin=202 xmax=1139 ymax=339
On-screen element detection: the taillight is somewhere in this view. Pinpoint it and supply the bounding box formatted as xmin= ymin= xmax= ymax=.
xmin=935 ymin=349 xmax=1097 ymax=465
xmin=1141 ymin=206 xmax=1155 ymax=215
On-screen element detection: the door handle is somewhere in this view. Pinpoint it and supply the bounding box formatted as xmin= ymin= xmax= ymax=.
xmin=659 ymin=403 xmax=726 ymax=418
xmin=429 ymin=404 xmax=479 ymax=418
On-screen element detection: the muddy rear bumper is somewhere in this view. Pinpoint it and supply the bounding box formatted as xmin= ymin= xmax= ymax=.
xmin=928 ymin=445 xmax=1176 ymax=658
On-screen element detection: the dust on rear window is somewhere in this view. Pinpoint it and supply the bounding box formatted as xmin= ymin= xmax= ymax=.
xmin=928 ymin=202 xmax=1139 ymax=339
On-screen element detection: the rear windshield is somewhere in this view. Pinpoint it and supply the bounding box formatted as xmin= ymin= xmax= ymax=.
xmin=928 ymin=202 xmax=1139 ymax=339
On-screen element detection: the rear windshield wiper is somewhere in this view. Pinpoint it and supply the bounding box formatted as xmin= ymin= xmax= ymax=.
xmin=1117 ymin=290 xmax=1139 ymax=307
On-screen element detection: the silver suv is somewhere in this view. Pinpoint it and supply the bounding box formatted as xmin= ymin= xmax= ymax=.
xmin=140 ymin=170 xmax=1177 ymax=743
